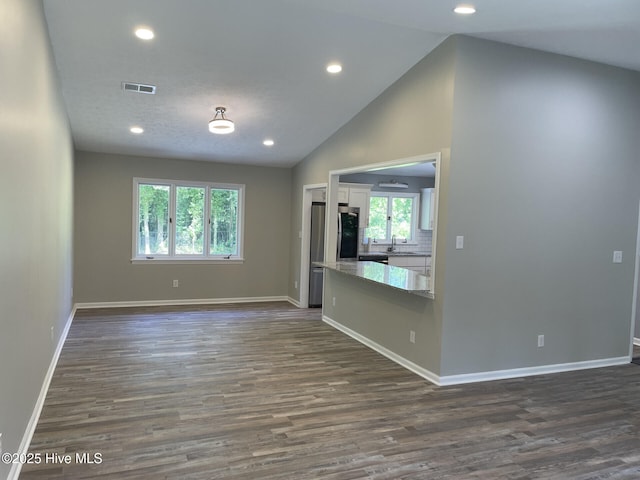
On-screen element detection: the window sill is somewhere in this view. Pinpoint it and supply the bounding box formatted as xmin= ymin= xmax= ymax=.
xmin=131 ymin=257 xmax=245 ymax=265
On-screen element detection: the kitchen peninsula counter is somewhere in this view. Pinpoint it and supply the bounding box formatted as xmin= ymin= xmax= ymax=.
xmin=315 ymin=260 xmax=432 ymax=298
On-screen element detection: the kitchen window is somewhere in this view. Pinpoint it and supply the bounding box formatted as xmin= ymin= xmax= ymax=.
xmin=367 ymin=192 xmax=419 ymax=243
xmin=133 ymin=178 xmax=244 ymax=262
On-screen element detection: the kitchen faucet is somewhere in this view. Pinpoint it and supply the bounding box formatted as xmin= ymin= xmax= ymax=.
xmin=388 ymin=235 xmax=396 ymax=252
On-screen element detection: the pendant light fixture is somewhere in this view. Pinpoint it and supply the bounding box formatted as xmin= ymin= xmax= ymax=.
xmin=209 ymin=106 xmax=235 ymax=134
xmin=378 ymin=180 xmax=409 ymax=189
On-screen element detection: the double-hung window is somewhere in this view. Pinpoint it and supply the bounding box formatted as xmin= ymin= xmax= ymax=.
xmin=368 ymin=192 xmax=419 ymax=243
xmin=133 ymin=178 xmax=244 ymax=262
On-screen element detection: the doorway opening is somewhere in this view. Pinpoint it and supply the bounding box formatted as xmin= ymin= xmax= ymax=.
xmin=298 ymin=153 xmax=441 ymax=308
xmin=325 ymin=153 xmax=441 ymax=289
xmin=299 ymin=184 xmax=327 ymax=308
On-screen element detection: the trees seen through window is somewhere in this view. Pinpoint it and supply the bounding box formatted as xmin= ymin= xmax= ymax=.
xmin=135 ymin=179 xmax=243 ymax=260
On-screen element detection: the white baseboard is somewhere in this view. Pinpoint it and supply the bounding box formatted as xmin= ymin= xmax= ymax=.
xmin=75 ymin=295 xmax=290 ymax=310
xmin=322 ymin=316 xmax=440 ymax=385
xmin=9 ymin=305 xmax=76 ymax=480
xmin=322 ymin=315 xmax=631 ymax=387
xmin=287 ymin=296 xmax=302 ymax=308
xmin=634 ymin=337 xmax=640 ymax=346
xmin=438 ymin=356 xmax=630 ymax=386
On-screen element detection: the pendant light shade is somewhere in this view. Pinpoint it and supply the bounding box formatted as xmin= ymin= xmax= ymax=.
xmin=378 ymin=180 xmax=409 ymax=189
xmin=209 ymin=106 xmax=235 ymax=134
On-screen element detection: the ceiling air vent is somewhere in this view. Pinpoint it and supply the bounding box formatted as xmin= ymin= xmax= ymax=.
xmin=122 ymin=82 xmax=156 ymax=94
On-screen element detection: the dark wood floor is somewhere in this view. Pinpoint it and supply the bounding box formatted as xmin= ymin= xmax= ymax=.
xmin=21 ymin=302 xmax=640 ymax=479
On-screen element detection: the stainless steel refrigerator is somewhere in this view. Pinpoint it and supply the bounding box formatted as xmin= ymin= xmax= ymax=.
xmin=309 ymin=204 xmax=359 ymax=307
xmin=337 ymin=205 xmax=359 ymax=259
xmin=309 ymin=202 xmax=326 ymax=307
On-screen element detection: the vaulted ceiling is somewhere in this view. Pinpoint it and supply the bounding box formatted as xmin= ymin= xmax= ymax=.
xmin=43 ymin=0 xmax=640 ymax=167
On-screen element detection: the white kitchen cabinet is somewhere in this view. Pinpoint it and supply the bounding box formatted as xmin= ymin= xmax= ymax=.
xmin=419 ymin=188 xmax=436 ymax=230
xmin=338 ymin=187 xmax=350 ymax=204
xmin=311 ymin=189 xmax=326 ymax=202
xmin=388 ymin=255 xmax=430 ymax=275
xmin=348 ymin=187 xmax=372 ymax=228
xmin=339 ymin=183 xmax=373 ymax=228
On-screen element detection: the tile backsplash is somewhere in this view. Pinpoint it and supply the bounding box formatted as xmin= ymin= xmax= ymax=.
xmin=360 ymin=228 xmax=433 ymax=255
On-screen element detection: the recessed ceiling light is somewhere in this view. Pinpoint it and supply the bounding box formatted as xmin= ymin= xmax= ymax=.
xmin=263 ymin=139 xmax=275 ymax=146
xmin=326 ymin=63 xmax=342 ymax=74
xmin=453 ymin=5 xmax=476 ymax=14
xmin=135 ymin=27 xmax=154 ymax=40
xmin=130 ymin=126 xmax=144 ymax=134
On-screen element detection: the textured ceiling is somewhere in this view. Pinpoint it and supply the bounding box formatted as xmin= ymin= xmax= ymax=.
xmin=43 ymin=0 xmax=640 ymax=168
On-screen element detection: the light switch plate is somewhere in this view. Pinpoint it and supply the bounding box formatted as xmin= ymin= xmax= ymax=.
xmin=456 ymin=236 xmax=464 ymax=250
xmin=613 ymin=251 xmax=623 ymax=263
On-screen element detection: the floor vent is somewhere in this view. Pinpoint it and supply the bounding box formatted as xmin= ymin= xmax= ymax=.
xmin=122 ymin=82 xmax=156 ymax=94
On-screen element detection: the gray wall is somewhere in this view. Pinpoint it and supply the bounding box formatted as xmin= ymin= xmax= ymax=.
xmin=74 ymin=151 xmax=292 ymax=303
xmin=291 ymin=34 xmax=640 ymax=379
xmin=440 ymin=37 xmax=640 ymax=375
xmin=636 ymin=282 xmax=640 ymax=340
xmin=290 ymin=37 xmax=457 ymax=305
xmin=289 ymin=37 xmax=457 ymax=372
xmin=324 ymin=270 xmax=441 ymax=374
xmin=0 ymin=0 xmax=74 ymax=476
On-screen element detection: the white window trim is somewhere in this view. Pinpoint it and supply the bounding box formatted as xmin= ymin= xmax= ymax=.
xmin=132 ymin=177 xmax=245 ymax=263
xmin=370 ymin=192 xmax=420 ymax=245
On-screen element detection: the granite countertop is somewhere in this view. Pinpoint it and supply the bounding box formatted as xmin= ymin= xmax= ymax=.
xmin=315 ymin=261 xmax=433 ymax=298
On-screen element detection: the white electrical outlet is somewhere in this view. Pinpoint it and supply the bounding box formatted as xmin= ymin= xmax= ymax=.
xmin=50 ymin=326 xmax=54 ymax=342
xmin=410 ymin=330 xmax=416 ymax=344
xmin=613 ymin=251 xmax=623 ymax=263
xmin=173 ymin=279 xmax=179 ymax=288
xmin=538 ymin=334 xmax=544 ymax=347
xmin=456 ymin=236 xmax=464 ymax=250
xmin=294 ymin=280 xmax=298 ymax=289
xmin=332 ymin=297 xmax=336 ymax=307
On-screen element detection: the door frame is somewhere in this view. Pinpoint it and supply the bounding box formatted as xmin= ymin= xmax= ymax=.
xmin=629 ymin=199 xmax=640 ymax=356
xmin=299 ymin=183 xmax=327 ymax=308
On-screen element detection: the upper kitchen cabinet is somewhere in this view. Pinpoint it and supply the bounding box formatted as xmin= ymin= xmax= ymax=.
xmin=419 ymin=187 xmax=436 ymax=230
xmin=340 ymin=183 xmax=373 ymax=228
xmin=338 ymin=186 xmax=350 ymax=204
xmin=311 ymin=188 xmax=326 ymax=203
